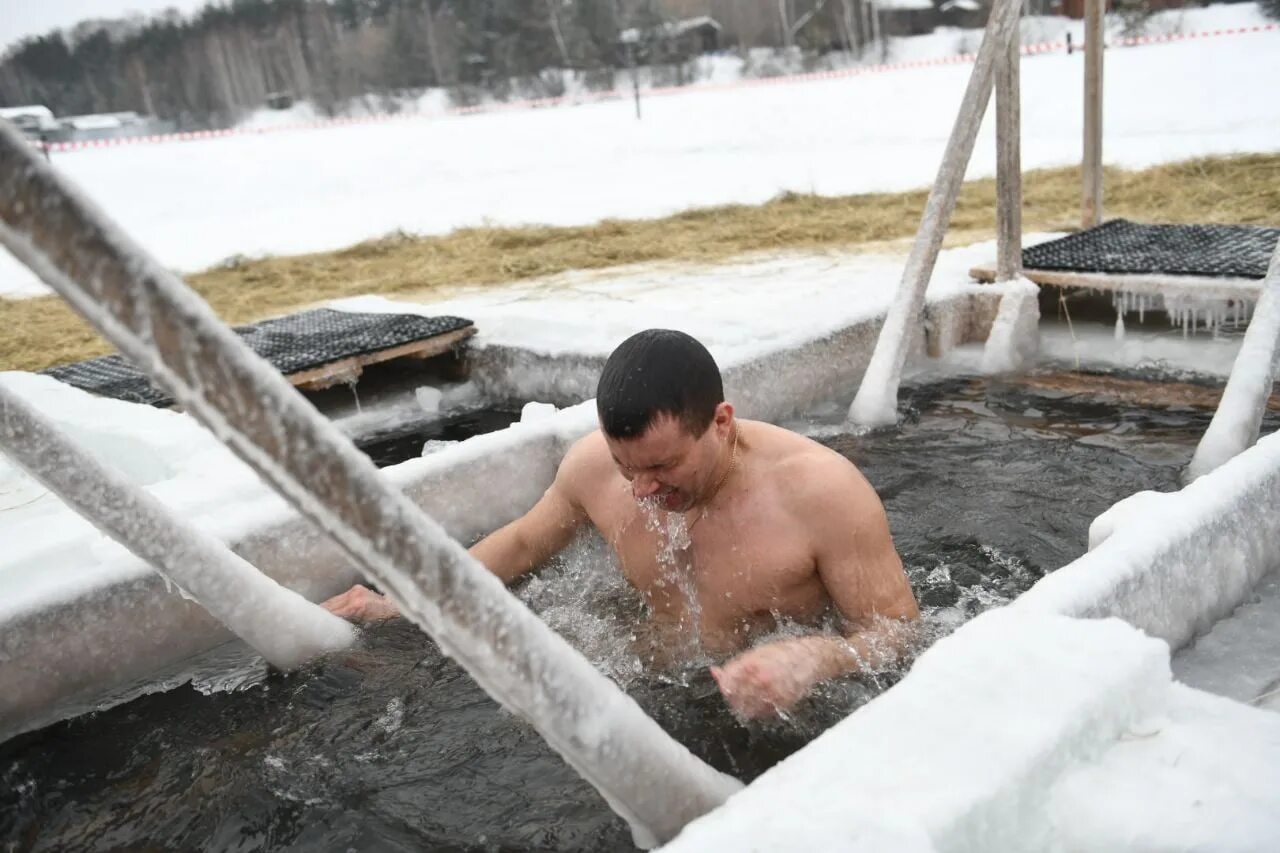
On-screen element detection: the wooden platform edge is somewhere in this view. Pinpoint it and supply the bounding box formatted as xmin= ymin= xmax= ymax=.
xmin=968 ymin=265 xmax=1262 ymax=296
xmin=290 ymin=326 xmax=476 ymax=391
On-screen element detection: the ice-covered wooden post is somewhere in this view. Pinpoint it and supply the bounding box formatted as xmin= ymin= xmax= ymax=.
xmin=981 ymin=7 xmax=1040 ymax=375
xmin=1082 ymin=0 xmax=1104 ymax=228
xmin=1186 ymin=240 xmax=1280 ymax=481
xmin=849 ymin=0 xmax=1025 ymax=426
xmin=0 ymin=121 xmax=740 ymax=848
xmin=0 ymin=384 xmax=357 ymax=668
xmin=994 ymin=12 xmax=1022 ymax=286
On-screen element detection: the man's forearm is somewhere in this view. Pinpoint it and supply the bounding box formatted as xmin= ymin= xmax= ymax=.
xmin=773 ymin=620 xmax=916 ymax=691
xmin=710 ymin=619 xmax=919 ymax=719
xmin=468 ymin=522 xmax=541 ymax=585
xmin=324 ymin=519 xmax=550 ymax=622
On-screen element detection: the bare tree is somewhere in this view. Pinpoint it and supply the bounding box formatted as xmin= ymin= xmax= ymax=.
xmin=545 ymin=0 xmax=572 ymax=66
xmin=778 ymin=0 xmax=795 ymax=48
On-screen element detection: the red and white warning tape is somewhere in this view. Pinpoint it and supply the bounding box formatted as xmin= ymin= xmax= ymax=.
xmin=32 ymin=22 xmax=1277 ymax=155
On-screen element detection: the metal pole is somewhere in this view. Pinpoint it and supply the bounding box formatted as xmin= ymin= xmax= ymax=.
xmin=0 ymin=385 xmax=357 ymax=669
xmin=631 ymin=44 xmax=642 ymax=120
xmin=1082 ymin=0 xmax=1104 ymax=228
xmin=0 ymin=121 xmax=739 ymax=849
xmin=995 ymin=3 xmax=1023 ymax=283
xmin=1186 ymin=241 xmax=1280 ymax=481
xmin=848 ymin=0 xmax=1025 ymax=427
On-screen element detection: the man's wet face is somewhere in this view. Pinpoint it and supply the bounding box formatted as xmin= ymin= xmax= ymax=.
xmin=605 ymin=414 xmax=712 ymax=512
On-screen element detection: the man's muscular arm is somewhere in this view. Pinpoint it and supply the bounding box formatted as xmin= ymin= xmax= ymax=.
xmin=712 ymin=454 xmax=919 ymax=719
xmin=323 ymin=436 xmax=595 ymax=622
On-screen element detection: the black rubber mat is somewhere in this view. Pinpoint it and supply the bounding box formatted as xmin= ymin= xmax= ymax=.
xmin=1023 ymin=220 xmax=1279 ymax=279
xmin=43 ymin=309 xmax=473 ymax=407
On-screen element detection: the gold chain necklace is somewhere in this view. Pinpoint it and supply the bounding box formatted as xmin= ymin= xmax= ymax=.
xmin=687 ymin=423 xmax=738 ymax=532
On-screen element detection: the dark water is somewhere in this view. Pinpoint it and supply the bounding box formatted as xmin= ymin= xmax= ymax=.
xmin=5 ymin=373 xmax=1271 ymax=853
xmin=354 ymin=407 xmax=523 ymax=468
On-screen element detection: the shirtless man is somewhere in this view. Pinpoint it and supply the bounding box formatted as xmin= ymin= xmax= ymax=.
xmin=324 ymin=329 xmax=919 ymax=719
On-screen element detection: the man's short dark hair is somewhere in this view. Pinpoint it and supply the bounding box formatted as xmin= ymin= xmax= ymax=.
xmin=596 ymin=329 xmax=724 ymax=439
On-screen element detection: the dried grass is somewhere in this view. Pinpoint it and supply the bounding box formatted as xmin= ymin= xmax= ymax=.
xmin=2 ymin=153 xmax=1276 ymax=373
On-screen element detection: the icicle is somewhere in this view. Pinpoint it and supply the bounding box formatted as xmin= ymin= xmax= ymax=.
xmin=1114 ymin=311 xmax=1126 ymax=341
xmin=1139 ymin=294 xmax=1146 ymax=324
xmin=346 ymin=378 xmax=362 ymax=414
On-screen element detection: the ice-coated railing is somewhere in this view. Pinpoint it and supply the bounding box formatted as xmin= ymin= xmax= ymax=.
xmin=979 ymin=9 xmax=1042 ymax=377
xmin=0 ymin=121 xmax=740 ymax=848
xmin=1186 ymin=238 xmax=1280 ymax=481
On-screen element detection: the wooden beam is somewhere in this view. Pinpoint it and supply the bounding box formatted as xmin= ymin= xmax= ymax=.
xmin=1082 ymin=0 xmax=1104 ymax=228
xmin=995 ymin=1 xmax=1023 ymax=282
xmin=290 ymin=326 xmax=475 ymax=390
xmin=969 ymin=265 xmax=1262 ymax=300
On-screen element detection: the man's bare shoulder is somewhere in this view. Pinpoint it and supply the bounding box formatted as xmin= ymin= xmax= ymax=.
xmin=555 ymin=430 xmax=617 ymax=497
xmin=746 ymin=421 xmax=876 ymax=515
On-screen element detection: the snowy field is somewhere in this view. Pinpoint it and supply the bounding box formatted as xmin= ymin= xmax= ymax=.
xmin=2 ymin=3 xmax=1277 ymax=299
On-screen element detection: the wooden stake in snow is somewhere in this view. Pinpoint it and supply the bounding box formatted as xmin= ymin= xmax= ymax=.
xmin=1082 ymin=0 xmax=1104 ymax=228
xmin=995 ymin=8 xmax=1023 ymax=285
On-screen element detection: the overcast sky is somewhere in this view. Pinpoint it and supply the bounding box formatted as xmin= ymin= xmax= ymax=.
xmin=1 ymin=0 xmax=215 ymax=53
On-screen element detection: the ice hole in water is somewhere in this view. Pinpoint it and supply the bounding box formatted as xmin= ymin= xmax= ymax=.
xmin=7 ymin=370 xmax=1270 ymax=851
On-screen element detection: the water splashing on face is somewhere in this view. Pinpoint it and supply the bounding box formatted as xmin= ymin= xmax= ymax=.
xmin=638 ymin=496 xmax=705 ymax=661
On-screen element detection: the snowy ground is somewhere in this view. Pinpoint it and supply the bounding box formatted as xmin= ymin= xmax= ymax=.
xmin=2 ymin=4 xmax=1277 ymax=300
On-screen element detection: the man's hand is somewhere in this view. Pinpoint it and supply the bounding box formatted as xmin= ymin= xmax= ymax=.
xmin=322 ymin=584 xmax=400 ymax=623
xmin=713 ymin=620 xmax=918 ymax=719
xmin=710 ymin=641 xmax=822 ymax=720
